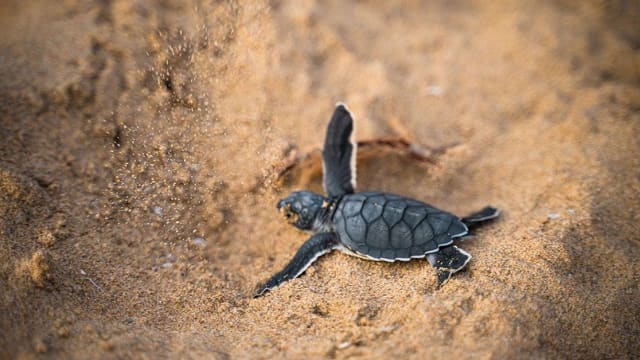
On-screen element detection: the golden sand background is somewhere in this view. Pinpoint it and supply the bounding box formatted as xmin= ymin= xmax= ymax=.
xmin=1 ymin=1 xmax=638 ymax=358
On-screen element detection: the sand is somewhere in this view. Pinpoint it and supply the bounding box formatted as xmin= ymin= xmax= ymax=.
xmin=1 ymin=0 xmax=639 ymax=358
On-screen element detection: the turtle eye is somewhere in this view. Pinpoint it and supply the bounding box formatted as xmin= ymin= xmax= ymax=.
xmin=301 ymin=208 xmax=308 ymax=217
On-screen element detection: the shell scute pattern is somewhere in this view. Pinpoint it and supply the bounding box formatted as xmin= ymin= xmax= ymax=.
xmin=404 ymin=206 xmax=428 ymax=229
xmin=413 ymin=221 xmax=434 ymax=245
xmin=390 ymin=221 xmax=412 ymax=249
xmin=381 ymin=249 xmax=396 ymax=260
xmin=345 ymin=213 xmax=366 ymax=243
xmin=427 ymin=213 xmax=452 ymax=235
xmin=367 ymin=218 xmax=390 ymax=248
xmin=343 ymin=199 xmax=364 ymax=218
xmin=447 ymin=219 xmax=468 ymax=238
xmin=334 ymin=191 xmax=467 ymax=261
xmin=381 ymin=200 xmax=405 ymax=227
xmin=362 ymin=196 xmax=385 ymax=223
xmin=395 ymin=247 xmax=411 ymax=259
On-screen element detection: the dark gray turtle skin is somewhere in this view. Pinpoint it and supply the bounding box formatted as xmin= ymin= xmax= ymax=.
xmin=333 ymin=191 xmax=468 ymax=262
xmin=255 ymin=103 xmax=500 ymax=297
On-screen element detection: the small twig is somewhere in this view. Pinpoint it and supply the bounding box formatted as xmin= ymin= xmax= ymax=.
xmin=87 ymin=278 xmax=104 ymax=292
xmin=80 ymin=269 xmax=104 ymax=292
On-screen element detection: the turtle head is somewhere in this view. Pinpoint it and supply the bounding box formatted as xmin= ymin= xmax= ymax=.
xmin=277 ymin=191 xmax=325 ymax=231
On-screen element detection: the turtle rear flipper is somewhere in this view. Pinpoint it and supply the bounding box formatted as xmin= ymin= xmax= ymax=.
xmin=255 ymin=232 xmax=338 ymax=297
xmin=322 ymin=103 xmax=357 ymax=198
xmin=427 ymin=246 xmax=471 ymax=287
xmin=461 ymin=206 xmax=500 ymax=229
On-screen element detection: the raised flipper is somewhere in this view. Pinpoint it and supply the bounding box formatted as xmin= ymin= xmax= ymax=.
xmin=322 ymin=102 xmax=357 ymax=198
xmin=461 ymin=206 xmax=500 ymax=230
xmin=255 ymin=232 xmax=338 ymax=297
xmin=426 ymin=245 xmax=471 ymax=287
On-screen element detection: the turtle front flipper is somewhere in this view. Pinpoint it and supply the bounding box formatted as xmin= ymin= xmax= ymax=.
xmin=255 ymin=232 xmax=338 ymax=297
xmin=322 ymin=103 xmax=357 ymax=198
xmin=426 ymin=246 xmax=471 ymax=287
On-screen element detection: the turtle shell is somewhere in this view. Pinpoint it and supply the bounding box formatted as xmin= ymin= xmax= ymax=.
xmin=332 ymin=192 xmax=468 ymax=261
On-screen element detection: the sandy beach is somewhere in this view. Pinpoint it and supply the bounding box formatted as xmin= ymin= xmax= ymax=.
xmin=1 ymin=1 xmax=639 ymax=358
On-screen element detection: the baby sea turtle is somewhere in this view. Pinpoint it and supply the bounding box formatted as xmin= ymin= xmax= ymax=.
xmin=255 ymin=103 xmax=499 ymax=297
